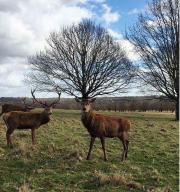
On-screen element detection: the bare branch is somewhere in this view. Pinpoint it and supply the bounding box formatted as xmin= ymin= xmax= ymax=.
xmin=126 ymin=0 xmax=179 ymax=119
xmin=27 ymin=20 xmax=134 ymax=99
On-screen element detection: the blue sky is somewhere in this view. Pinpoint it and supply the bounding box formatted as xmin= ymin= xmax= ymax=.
xmin=108 ymin=0 xmax=147 ymax=23
xmin=0 ymin=0 xmax=149 ymax=97
xmin=83 ymin=0 xmax=148 ymax=35
xmin=110 ymin=0 xmax=148 ymax=29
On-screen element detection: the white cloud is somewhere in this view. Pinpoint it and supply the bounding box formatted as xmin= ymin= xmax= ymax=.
xmin=0 ymin=0 xmax=94 ymax=96
xmin=107 ymin=29 xmax=123 ymax=39
xmin=0 ymin=0 xmax=124 ymax=97
xmin=146 ymin=20 xmax=159 ymax=28
xmin=118 ymin=39 xmax=140 ymax=62
xmin=102 ymin=4 xmax=120 ymax=24
xmin=0 ymin=12 xmax=36 ymax=58
xmin=106 ymin=29 xmax=140 ymax=61
xmin=128 ymin=5 xmax=148 ymax=15
xmin=0 ymin=57 xmax=29 ymax=88
xmin=0 ymin=0 xmax=93 ymax=59
xmin=0 ymin=0 xmax=21 ymax=12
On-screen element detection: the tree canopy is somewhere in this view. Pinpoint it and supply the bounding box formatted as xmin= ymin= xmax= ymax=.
xmin=28 ymin=20 xmax=134 ymax=99
xmin=126 ymin=0 xmax=179 ymax=120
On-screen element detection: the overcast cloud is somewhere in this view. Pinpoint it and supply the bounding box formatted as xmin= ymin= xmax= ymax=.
xmin=0 ymin=0 xmax=139 ymax=97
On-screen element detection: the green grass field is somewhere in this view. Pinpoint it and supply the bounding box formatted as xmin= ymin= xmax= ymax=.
xmin=0 ymin=110 xmax=179 ymax=192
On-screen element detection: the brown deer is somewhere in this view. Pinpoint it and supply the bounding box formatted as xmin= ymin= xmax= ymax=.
xmin=2 ymin=90 xmax=61 ymax=147
xmin=76 ymin=98 xmax=131 ymax=161
xmin=0 ymin=97 xmax=34 ymax=116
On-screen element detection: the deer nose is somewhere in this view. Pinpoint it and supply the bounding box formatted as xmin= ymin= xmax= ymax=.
xmin=83 ymin=108 xmax=86 ymax=111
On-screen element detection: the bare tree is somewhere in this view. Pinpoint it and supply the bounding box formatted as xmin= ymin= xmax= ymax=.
xmin=126 ymin=0 xmax=179 ymax=120
xmin=27 ymin=20 xmax=133 ymax=100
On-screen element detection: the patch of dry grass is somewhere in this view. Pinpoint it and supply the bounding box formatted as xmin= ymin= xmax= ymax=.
xmin=146 ymin=186 xmax=172 ymax=192
xmin=18 ymin=182 xmax=33 ymax=192
xmin=4 ymin=142 xmax=39 ymax=162
xmin=90 ymin=170 xmax=143 ymax=190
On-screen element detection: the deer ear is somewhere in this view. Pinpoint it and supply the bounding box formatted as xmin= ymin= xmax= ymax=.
xmin=90 ymin=98 xmax=96 ymax=103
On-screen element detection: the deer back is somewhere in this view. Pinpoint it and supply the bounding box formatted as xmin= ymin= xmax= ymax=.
xmin=82 ymin=111 xmax=130 ymax=137
xmin=2 ymin=104 xmax=26 ymax=113
xmin=3 ymin=110 xmax=50 ymax=130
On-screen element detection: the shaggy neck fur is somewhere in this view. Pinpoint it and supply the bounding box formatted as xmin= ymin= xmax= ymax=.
xmin=81 ymin=110 xmax=95 ymax=131
xmin=41 ymin=112 xmax=50 ymax=125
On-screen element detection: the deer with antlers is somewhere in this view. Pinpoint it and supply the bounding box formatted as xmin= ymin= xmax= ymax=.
xmin=76 ymin=98 xmax=131 ymax=161
xmin=0 ymin=98 xmax=34 ymax=116
xmin=2 ymin=90 xmax=61 ymax=147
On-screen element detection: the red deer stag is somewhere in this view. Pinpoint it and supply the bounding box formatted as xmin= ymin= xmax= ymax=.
xmin=76 ymin=98 xmax=131 ymax=161
xmin=2 ymin=90 xmax=61 ymax=147
xmin=0 ymin=97 xmax=34 ymax=116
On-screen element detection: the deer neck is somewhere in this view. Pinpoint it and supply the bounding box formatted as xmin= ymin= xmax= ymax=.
xmin=81 ymin=110 xmax=94 ymax=127
xmin=82 ymin=109 xmax=94 ymax=117
xmin=41 ymin=111 xmax=50 ymax=124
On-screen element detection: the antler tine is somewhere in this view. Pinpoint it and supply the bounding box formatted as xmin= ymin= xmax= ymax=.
xmin=31 ymin=89 xmax=47 ymax=107
xmin=49 ymin=91 xmax=61 ymax=107
xmin=21 ymin=97 xmax=27 ymax=105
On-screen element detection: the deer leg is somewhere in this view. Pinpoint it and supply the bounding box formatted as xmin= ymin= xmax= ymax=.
xmin=119 ymin=132 xmax=129 ymax=161
xmin=100 ymin=137 xmax=107 ymax=161
xmin=125 ymin=140 xmax=129 ymax=159
xmin=6 ymin=128 xmax=14 ymax=148
xmin=87 ymin=137 xmax=95 ymax=160
xmin=31 ymin=128 xmax=36 ymax=145
xmin=121 ymin=140 xmax=126 ymax=161
xmin=119 ymin=135 xmax=127 ymax=162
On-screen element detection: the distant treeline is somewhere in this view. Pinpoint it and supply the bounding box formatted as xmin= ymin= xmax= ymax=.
xmin=0 ymin=96 xmax=175 ymax=112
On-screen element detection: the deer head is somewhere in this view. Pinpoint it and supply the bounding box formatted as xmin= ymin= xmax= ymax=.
xmin=31 ymin=89 xmax=61 ymax=115
xmin=75 ymin=97 xmax=96 ymax=112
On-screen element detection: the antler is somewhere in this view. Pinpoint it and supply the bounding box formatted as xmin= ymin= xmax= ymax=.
xmin=31 ymin=89 xmax=47 ymax=107
xmin=21 ymin=97 xmax=27 ymax=106
xmin=31 ymin=89 xmax=61 ymax=108
xmin=49 ymin=91 xmax=61 ymax=107
xmin=47 ymin=86 xmax=61 ymax=107
xmin=74 ymin=97 xmax=96 ymax=103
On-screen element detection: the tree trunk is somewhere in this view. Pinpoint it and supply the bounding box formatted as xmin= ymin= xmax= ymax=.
xmin=175 ymin=99 xmax=179 ymax=121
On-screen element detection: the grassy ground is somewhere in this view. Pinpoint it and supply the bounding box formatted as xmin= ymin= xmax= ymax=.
xmin=0 ymin=110 xmax=179 ymax=192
